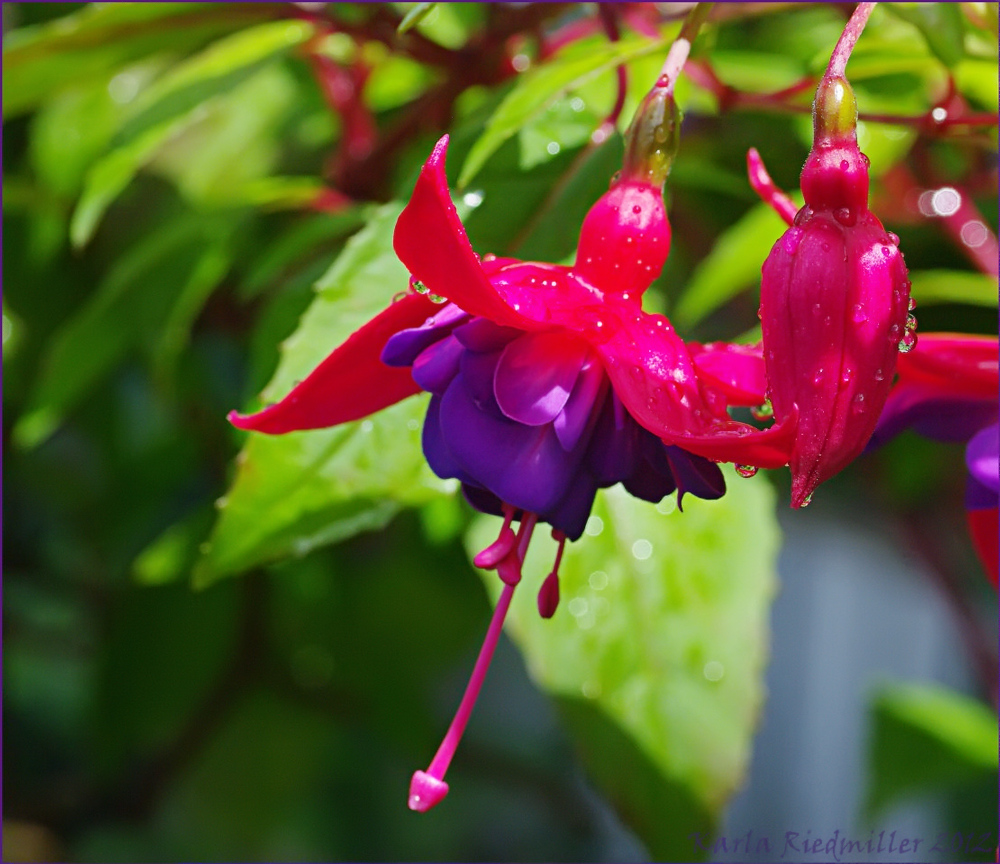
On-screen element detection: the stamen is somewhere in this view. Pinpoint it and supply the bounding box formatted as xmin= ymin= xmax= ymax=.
xmin=408 ymin=511 xmax=539 ymax=812
xmin=473 ymin=504 xmax=517 ymax=569
xmin=537 ymin=530 xmax=566 ymax=619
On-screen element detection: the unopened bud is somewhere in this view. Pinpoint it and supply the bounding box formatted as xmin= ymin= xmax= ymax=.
xmin=621 ymin=79 xmax=681 ymax=188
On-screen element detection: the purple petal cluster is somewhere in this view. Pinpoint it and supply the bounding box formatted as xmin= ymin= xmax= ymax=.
xmin=383 ymin=304 xmax=726 ymax=540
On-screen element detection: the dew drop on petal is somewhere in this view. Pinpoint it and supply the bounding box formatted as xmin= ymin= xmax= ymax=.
xmin=751 ymin=401 xmax=773 ymax=421
xmin=898 ymin=330 xmax=917 ymax=352
xmin=908 ymin=296 xmax=917 ymax=311
xmin=735 ymin=464 xmax=758 ymax=478
xmin=413 ymin=280 xmax=429 ymax=294
xmin=887 ymin=232 xmax=900 ymax=246
xmin=874 ymin=368 xmax=884 ymax=382
xmin=851 ymin=304 xmax=867 ymax=323
xmin=800 ymin=492 xmax=813 ymax=507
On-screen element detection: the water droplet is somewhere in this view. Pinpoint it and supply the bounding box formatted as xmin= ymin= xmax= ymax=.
xmin=874 ymin=368 xmax=884 ymax=382
xmin=391 ymin=291 xmax=407 ymax=303
xmin=735 ymin=464 xmax=758 ymax=478
xmin=841 ymin=367 xmax=854 ymax=384
xmin=625 ymin=236 xmax=634 ymax=245
xmin=629 ymin=365 xmax=643 ymax=380
xmin=887 ymin=232 xmax=900 ymax=246
xmin=899 ymin=330 xmax=917 ymax=352
xmin=429 ymin=293 xmax=447 ymax=304
xmin=851 ymin=393 xmax=866 ymax=415
xmin=812 ymin=367 xmax=825 ymax=385
xmin=881 ymin=246 xmax=892 ymax=257
xmin=906 ymin=312 xmax=918 ymax=332
xmin=412 ymin=280 xmax=429 ymax=294
xmin=800 ymin=492 xmax=813 ymax=507
xmin=782 ymin=228 xmax=804 ymax=255
xmin=851 ymin=304 xmax=867 ymax=323
xmin=908 ymin=296 xmax=917 ymax=311
xmin=834 ymin=208 xmax=855 ymax=226
xmin=751 ymin=401 xmax=773 ymax=421
xmin=840 ymin=159 xmax=849 ymax=171
xmin=861 ymin=154 xmax=871 ymax=167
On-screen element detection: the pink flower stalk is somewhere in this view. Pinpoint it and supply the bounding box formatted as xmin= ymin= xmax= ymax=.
xmin=752 ymin=6 xmax=911 ymax=507
xmin=231 ymin=78 xmax=795 ymax=811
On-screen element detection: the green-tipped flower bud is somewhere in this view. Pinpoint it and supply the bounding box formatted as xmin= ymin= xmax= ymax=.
xmin=621 ymin=79 xmax=681 ymax=187
xmin=813 ymin=76 xmax=857 ymax=142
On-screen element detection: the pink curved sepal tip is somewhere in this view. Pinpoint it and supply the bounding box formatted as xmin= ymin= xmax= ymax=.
xmin=408 ymin=770 xmax=449 ymax=812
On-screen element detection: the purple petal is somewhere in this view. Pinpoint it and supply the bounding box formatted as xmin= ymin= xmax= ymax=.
xmin=439 ymin=373 xmax=582 ymax=515
xmin=453 ymin=317 xmax=521 ymax=353
xmin=542 ymin=469 xmax=599 ymax=542
xmin=585 ymin=394 xmax=641 ymax=484
xmin=664 ymin=445 xmax=726 ymax=509
xmin=459 ymin=347 xmax=506 ymax=420
xmin=381 ymin=303 xmax=469 ymax=367
xmin=412 ymin=335 xmax=463 ymax=395
xmin=421 ymin=395 xmax=473 ymax=484
xmin=966 ymin=423 xmax=999 ymax=494
xmin=622 ymin=456 xmax=677 ymax=504
xmin=554 ymin=355 xmax=607 ymax=451
xmin=494 ymin=332 xmax=590 ymax=426
xmin=868 ymin=389 xmax=998 ymax=448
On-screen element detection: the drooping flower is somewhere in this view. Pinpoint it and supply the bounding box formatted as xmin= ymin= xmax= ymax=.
xmin=230 ymin=79 xmax=794 ymax=811
xmin=753 ymin=75 xmax=912 ymax=507
xmin=868 ymin=333 xmax=999 ymax=584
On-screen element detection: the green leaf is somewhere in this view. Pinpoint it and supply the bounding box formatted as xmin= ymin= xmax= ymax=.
xmin=864 ymin=681 xmax=998 ymax=819
xmin=468 ymin=469 xmax=780 ymax=856
xmin=2 ymin=2 xmax=283 ymax=119
xmin=14 ymin=216 xmax=231 ymax=450
xmin=672 ymin=197 xmax=802 ymax=329
xmin=70 ymin=19 xmax=313 ymax=247
xmin=195 ymin=203 xmax=452 ymax=586
xmin=396 ymin=3 xmax=437 ymax=35
xmin=458 ymin=35 xmax=670 ymax=189
xmin=884 ymin=2 xmax=966 ymax=68
xmin=909 ymin=270 xmax=999 ymax=308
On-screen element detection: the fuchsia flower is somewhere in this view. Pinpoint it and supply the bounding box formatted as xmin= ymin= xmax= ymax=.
xmin=868 ymin=333 xmax=999 ymax=585
xmin=753 ymin=75 xmax=912 ymax=507
xmin=231 ymin=80 xmax=795 ymax=811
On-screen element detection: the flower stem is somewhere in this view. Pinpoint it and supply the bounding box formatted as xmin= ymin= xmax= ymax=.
xmin=658 ymin=2 xmax=714 ymax=93
xmin=825 ymin=2 xmax=876 ymax=81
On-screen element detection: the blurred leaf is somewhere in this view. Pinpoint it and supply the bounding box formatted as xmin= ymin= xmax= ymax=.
xmin=133 ymin=507 xmax=217 ymax=586
xmin=955 ymin=58 xmax=1000 ymax=112
xmin=518 ymin=95 xmax=602 ymax=171
xmin=14 ymin=216 xmax=231 ymax=449
xmin=909 ymin=270 xmax=999 ymax=308
xmin=885 ymin=3 xmax=966 ymax=67
xmin=148 ymin=63 xmax=298 ymax=207
xmin=469 ymin=469 xmax=780 ymax=855
xmin=673 ymin=196 xmax=802 ymax=329
xmin=458 ymin=35 xmax=670 ymax=189
xmin=864 ymin=681 xmax=998 ymax=819
xmin=711 ymin=49 xmax=808 ymax=92
xmin=94 ymin=580 xmax=241 ymax=778
xmin=397 ymin=3 xmax=436 ymax=35
xmin=28 ymin=62 xmax=162 ymax=199
xmin=2 ymin=2 xmax=284 ymax=119
xmin=195 ymin=203 xmax=452 ymax=586
xmin=70 ymin=19 xmax=313 ymax=247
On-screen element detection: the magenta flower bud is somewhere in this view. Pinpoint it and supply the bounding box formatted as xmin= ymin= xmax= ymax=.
xmin=759 ymin=76 xmax=911 ymax=507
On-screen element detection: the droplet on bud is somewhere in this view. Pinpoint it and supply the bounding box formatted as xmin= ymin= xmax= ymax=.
xmin=735 ymin=464 xmax=759 ymax=478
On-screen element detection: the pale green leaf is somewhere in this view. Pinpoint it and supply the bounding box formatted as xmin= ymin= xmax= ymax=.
xmin=2 ymin=2 xmax=281 ymax=119
xmin=70 ymin=20 xmax=313 ymax=247
xmin=14 ymin=217 xmax=230 ymax=449
xmin=195 ymin=204 xmax=452 ymax=586
xmin=468 ymin=468 xmax=780 ymax=854
xmin=458 ymin=35 xmax=670 ymax=189
xmin=865 ymin=681 xmax=998 ymax=818
xmin=909 ymin=270 xmax=999 ymax=308
xmin=673 ymin=197 xmax=802 ymax=329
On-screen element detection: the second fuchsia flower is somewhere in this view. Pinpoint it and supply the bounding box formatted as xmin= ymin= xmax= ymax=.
xmin=754 ymin=74 xmax=912 ymax=507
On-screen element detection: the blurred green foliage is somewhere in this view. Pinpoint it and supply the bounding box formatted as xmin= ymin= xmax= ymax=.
xmin=4 ymin=3 xmax=997 ymax=861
